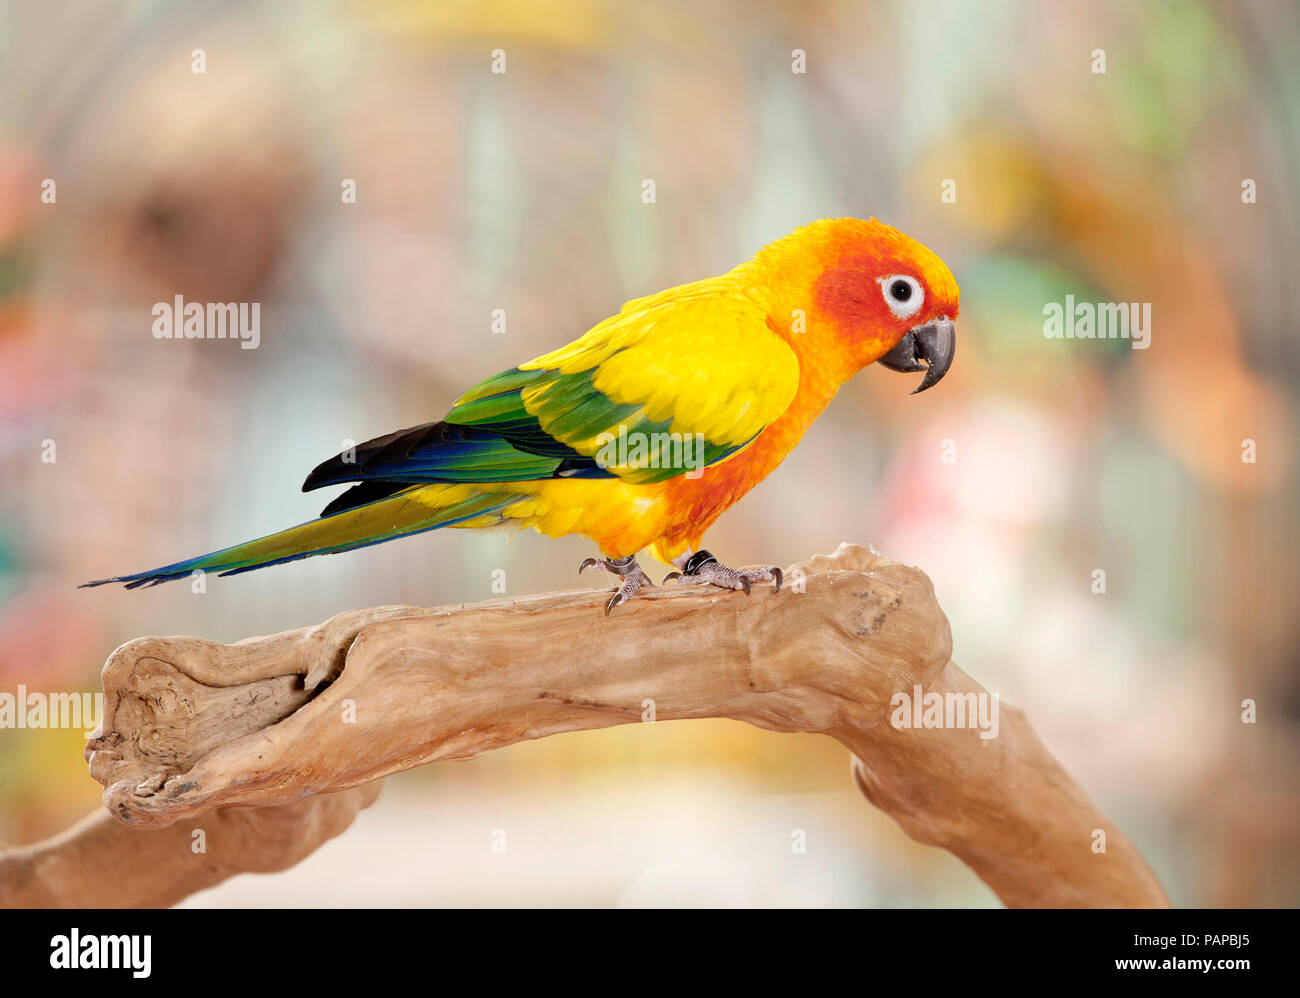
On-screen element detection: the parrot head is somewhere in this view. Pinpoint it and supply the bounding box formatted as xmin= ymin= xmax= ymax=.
xmin=751 ymin=217 xmax=960 ymax=393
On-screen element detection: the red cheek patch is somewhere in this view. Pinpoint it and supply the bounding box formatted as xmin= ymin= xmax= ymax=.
xmin=813 ymin=259 xmax=888 ymax=330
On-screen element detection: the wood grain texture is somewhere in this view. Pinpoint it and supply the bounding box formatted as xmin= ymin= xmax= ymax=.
xmin=83 ymin=542 xmax=1168 ymax=907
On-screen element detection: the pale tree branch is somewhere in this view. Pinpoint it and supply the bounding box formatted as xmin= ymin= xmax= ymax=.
xmin=76 ymin=542 xmax=1167 ymax=908
xmin=0 ymin=787 xmax=383 ymax=908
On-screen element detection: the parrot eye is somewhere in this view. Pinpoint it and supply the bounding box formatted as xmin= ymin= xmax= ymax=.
xmin=877 ymin=275 xmax=924 ymax=319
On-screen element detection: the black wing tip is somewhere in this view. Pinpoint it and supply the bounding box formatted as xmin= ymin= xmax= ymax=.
xmin=302 ymin=457 xmax=349 ymax=493
xmin=303 ymin=421 xmax=447 ymax=494
xmin=317 ymin=480 xmax=415 ymax=518
xmin=301 ymin=466 xmax=330 ymax=493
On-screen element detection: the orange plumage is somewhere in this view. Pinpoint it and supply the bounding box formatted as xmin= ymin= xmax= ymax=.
xmin=517 ymin=217 xmax=960 ymax=563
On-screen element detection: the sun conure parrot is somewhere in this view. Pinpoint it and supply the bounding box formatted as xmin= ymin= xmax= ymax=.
xmin=85 ymin=217 xmax=959 ymax=611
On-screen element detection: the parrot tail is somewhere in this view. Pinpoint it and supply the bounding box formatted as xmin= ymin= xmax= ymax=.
xmin=80 ymin=484 xmax=514 ymax=589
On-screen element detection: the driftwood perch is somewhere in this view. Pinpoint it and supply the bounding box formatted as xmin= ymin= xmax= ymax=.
xmin=84 ymin=543 xmax=1168 ymax=907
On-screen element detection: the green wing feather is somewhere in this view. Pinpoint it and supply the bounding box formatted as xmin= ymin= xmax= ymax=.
xmin=86 ymin=280 xmax=802 ymax=588
xmin=447 ymin=288 xmax=801 ymax=483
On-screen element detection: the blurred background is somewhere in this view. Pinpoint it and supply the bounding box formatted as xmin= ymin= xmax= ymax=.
xmin=1 ymin=0 xmax=1297 ymax=906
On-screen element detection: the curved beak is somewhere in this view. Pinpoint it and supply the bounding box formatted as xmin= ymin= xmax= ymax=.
xmin=876 ymin=318 xmax=956 ymax=395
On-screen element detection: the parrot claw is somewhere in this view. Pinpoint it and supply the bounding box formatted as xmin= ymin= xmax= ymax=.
xmin=666 ymin=550 xmax=783 ymax=596
xmin=605 ymin=588 xmax=630 ymax=614
xmin=579 ymin=555 xmax=654 ymax=613
xmin=582 ymin=551 xmax=779 ymax=611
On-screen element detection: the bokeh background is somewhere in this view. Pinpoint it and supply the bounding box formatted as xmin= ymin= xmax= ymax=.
xmin=1 ymin=0 xmax=1297 ymax=906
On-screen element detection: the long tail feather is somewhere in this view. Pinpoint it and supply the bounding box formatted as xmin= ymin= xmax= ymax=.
xmin=81 ymin=485 xmax=512 ymax=589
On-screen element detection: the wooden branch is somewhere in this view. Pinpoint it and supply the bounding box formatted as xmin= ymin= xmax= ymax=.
xmin=84 ymin=543 xmax=1168 ymax=907
xmin=0 ymin=786 xmax=382 ymax=908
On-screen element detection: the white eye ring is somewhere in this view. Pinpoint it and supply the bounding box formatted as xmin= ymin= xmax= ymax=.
xmin=877 ymin=274 xmax=924 ymax=319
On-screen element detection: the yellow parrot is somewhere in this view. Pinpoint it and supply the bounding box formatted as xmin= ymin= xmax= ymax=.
xmin=86 ymin=217 xmax=959 ymax=611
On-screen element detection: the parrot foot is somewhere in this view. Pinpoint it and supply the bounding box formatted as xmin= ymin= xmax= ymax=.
xmin=663 ymin=550 xmax=783 ymax=595
xmin=578 ymin=555 xmax=654 ymax=614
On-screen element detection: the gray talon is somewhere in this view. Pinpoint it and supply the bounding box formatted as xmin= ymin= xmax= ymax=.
xmin=669 ymin=550 xmax=782 ymax=597
xmin=583 ymin=551 xmax=778 ymax=611
xmin=580 ymin=554 xmax=653 ymax=613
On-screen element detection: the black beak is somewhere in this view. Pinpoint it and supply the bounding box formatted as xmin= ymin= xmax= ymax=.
xmin=876 ymin=318 xmax=956 ymax=395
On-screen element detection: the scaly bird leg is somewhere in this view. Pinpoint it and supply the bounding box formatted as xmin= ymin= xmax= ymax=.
xmin=663 ymin=550 xmax=783 ymax=595
xmin=578 ymin=554 xmax=655 ymax=614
